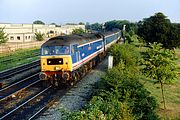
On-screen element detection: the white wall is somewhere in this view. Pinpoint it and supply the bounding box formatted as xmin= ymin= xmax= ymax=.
xmin=0 ymin=23 xmax=85 ymax=42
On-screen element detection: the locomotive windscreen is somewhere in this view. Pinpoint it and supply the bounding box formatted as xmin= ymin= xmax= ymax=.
xmin=47 ymin=58 xmax=63 ymax=65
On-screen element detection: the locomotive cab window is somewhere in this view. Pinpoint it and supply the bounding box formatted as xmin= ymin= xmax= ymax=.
xmin=41 ymin=46 xmax=70 ymax=55
xmin=71 ymin=44 xmax=78 ymax=54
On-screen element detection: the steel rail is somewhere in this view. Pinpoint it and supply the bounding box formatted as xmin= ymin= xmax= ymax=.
xmin=0 ymin=60 xmax=40 ymax=79
xmin=0 ymin=77 xmax=40 ymax=102
xmin=0 ymin=85 xmax=52 ymax=120
xmin=0 ymin=73 xmax=39 ymax=92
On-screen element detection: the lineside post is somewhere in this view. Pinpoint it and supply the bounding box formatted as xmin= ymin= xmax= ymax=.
xmin=108 ymin=55 xmax=113 ymax=69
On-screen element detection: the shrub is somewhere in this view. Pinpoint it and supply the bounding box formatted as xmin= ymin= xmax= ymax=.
xmin=35 ymin=32 xmax=44 ymax=41
xmin=109 ymin=44 xmax=141 ymax=67
xmin=62 ymin=43 xmax=159 ymax=120
xmin=101 ymin=61 xmax=159 ymax=119
xmin=72 ymin=28 xmax=85 ymax=34
xmin=67 ymin=93 xmax=136 ymax=120
xmin=0 ymin=28 xmax=8 ymax=44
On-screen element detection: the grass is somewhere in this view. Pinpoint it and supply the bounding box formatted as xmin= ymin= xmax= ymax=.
xmin=0 ymin=47 xmax=40 ymax=71
xmin=139 ymin=48 xmax=180 ymax=120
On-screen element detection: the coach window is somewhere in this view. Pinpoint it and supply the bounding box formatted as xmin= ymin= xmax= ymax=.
xmin=88 ymin=44 xmax=91 ymax=50
xmin=17 ymin=36 xmax=20 ymax=40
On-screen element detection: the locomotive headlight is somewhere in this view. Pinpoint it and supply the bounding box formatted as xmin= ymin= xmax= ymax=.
xmin=54 ymin=66 xmax=60 ymax=70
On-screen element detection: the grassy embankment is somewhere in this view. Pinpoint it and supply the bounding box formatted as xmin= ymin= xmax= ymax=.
xmin=139 ymin=47 xmax=180 ymax=120
xmin=0 ymin=47 xmax=40 ymax=71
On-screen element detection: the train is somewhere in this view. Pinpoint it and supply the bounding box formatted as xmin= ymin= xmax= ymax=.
xmin=39 ymin=29 xmax=122 ymax=87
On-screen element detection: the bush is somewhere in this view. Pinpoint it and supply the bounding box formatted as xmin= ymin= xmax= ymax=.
xmin=101 ymin=62 xmax=159 ymax=119
xmin=72 ymin=28 xmax=85 ymax=34
xmin=64 ymin=43 xmax=159 ymax=120
xmin=67 ymin=93 xmax=136 ymax=120
xmin=35 ymin=32 xmax=44 ymax=41
xmin=0 ymin=28 xmax=8 ymax=44
xmin=109 ymin=44 xmax=141 ymax=67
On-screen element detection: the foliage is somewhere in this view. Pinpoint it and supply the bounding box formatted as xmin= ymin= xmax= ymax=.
xmin=67 ymin=93 xmax=136 ymax=120
xmin=142 ymin=43 xmax=177 ymax=83
xmin=109 ymin=44 xmax=141 ymax=66
xmin=79 ymin=22 xmax=85 ymax=25
xmin=35 ymin=32 xmax=44 ymax=41
xmin=65 ymin=44 xmax=159 ymax=120
xmin=137 ymin=12 xmax=180 ymax=49
xmin=72 ymin=28 xmax=85 ymax=34
xmin=102 ymin=67 xmax=159 ymax=120
xmin=90 ymin=23 xmax=103 ymax=31
xmin=105 ymin=20 xmax=138 ymax=33
xmin=0 ymin=27 xmax=8 ymax=44
xmin=141 ymin=42 xmax=178 ymax=109
xmin=67 ymin=62 xmax=159 ymax=120
xmin=33 ymin=20 xmax=45 ymax=25
xmin=85 ymin=22 xmax=91 ymax=30
xmin=168 ymin=23 xmax=180 ymax=48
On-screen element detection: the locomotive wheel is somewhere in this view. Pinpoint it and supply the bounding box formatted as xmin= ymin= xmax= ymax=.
xmin=81 ymin=67 xmax=86 ymax=77
xmin=72 ymin=72 xmax=80 ymax=81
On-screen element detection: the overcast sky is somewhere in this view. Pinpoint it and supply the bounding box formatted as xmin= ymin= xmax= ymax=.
xmin=0 ymin=0 xmax=180 ymax=24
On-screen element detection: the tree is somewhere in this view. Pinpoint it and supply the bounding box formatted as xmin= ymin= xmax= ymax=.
xmin=90 ymin=23 xmax=103 ymax=31
xmin=72 ymin=28 xmax=85 ymax=34
xmin=35 ymin=32 xmax=44 ymax=41
xmin=33 ymin=20 xmax=45 ymax=25
xmin=137 ymin=12 xmax=174 ymax=48
xmin=104 ymin=20 xmax=137 ymax=33
xmin=79 ymin=22 xmax=85 ymax=25
xmin=85 ymin=22 xmax=91 ymax=30
xmin=142 ymin=43 xmax=177 ymax=110
xmin=0 ymin=28 xmax=8 ymax=44
xmin=50 ymin=23 xmax=56 ymax=25
xmin=168 ymin=23 xmax=180 ymax=48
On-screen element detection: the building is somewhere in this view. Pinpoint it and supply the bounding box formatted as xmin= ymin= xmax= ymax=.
xmin=0 ymin=23 xmax=85 ymax=43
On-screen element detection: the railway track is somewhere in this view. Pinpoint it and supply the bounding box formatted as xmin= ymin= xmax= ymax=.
xmin=0 ymin=84 xmax=53 ymax=120
xmin=0 ymin=75 xmax=50 ymax=119
xmin=0 ymin=58 xmax=105 ymax=119
xmin=0 ymin=60 xmax=40 ymax=80
xmin=0 ymin=60 xmax=40 ymax=88
xmin=0 ymin=73 xmax=39 ymax=100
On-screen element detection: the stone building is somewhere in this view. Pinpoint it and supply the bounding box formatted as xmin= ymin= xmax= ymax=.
xmin=0 ymin=23 xmax=85 ymax=43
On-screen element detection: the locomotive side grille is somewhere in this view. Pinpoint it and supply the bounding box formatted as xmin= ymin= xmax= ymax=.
xmin=47 ymin=58 xmax=63 ymax=65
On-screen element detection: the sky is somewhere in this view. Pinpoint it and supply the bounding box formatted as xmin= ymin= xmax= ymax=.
xmin=0 ymin=0 xmax=180 ymax=24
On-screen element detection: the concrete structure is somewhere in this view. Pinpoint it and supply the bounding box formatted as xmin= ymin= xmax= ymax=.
xmin=0 ymin=23 xmax=85 ymax=43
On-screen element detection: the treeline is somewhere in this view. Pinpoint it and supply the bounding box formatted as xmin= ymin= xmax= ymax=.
xmin=86 ymin=12 xmax=180 ymax=49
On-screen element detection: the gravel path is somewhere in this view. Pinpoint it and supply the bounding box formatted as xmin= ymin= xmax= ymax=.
xmin=36 ymin=57 xmax=108 ymax=120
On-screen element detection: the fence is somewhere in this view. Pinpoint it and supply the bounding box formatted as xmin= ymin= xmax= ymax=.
xmin=0 ymin=41 xmax=46 ymax=54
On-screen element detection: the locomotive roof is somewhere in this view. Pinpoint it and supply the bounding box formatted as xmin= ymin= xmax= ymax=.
xmin=41 ymin=33 xmax=102 ymax=47
xmin=41 ymin=30 xmax=120 ymax=47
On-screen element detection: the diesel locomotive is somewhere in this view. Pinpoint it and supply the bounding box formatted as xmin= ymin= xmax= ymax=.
xmin=39 ymin=30 xmax=122 ymax=87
